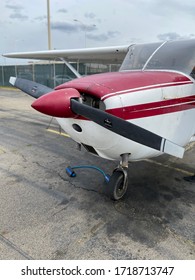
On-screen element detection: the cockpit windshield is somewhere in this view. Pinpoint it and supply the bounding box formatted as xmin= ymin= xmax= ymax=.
xmin=120 ymin=39 xmax=195 ymax=79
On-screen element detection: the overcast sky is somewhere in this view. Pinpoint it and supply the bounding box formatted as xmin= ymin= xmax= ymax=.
xmin=1 ymin=0 xmax=195 ymax=64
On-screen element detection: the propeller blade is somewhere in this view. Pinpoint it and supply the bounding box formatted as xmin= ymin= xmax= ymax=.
xmin=9 ymin=77 xmax=52 ymax=98
xmin=71 ymin=99 xmax=184 ymax=158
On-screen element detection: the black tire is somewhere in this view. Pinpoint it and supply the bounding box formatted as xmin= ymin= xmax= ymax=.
xmin=106 ymin=170 xmax=128 ymax=200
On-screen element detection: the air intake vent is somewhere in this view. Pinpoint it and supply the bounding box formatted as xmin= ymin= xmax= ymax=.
xmin=82 ymin=143 xmax=98 ymax=156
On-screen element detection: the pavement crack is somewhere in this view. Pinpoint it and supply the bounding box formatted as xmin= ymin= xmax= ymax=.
xmin=0 ymin=234 xmax=34 ymax=260
xmin=57 ymin=172 xmax=100 ymax=195
xmin=165 ymin=225 xmax=195 ymax=250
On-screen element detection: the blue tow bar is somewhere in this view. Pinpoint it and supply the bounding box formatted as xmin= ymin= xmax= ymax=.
xmin=66 ymin=165 xmax=110 ymax=183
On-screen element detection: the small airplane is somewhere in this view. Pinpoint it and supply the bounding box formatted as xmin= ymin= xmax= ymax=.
xmin=4 ymin=38 xmax=195 ymax=200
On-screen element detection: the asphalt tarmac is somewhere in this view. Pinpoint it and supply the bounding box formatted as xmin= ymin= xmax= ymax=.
xmin=0 ymin=89 xmax=194 ymax=260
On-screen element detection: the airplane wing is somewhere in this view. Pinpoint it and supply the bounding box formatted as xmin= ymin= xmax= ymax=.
xmin=3 ymin=45 xmax=130 ymax=64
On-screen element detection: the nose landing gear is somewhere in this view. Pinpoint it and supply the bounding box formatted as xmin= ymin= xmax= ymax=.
xmin=105 ymin=153 xmax=130 ymax=200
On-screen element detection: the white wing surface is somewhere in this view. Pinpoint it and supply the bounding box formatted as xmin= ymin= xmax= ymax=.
xmin=3 ymin=45 xmax=129 ymax=64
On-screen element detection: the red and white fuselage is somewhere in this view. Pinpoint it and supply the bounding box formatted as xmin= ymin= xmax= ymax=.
xmin=55 ymin=70 xmax=195 ymax=161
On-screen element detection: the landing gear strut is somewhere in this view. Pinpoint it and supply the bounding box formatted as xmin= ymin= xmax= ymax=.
xmin=105 ymin=153 xmax=130 ymax=201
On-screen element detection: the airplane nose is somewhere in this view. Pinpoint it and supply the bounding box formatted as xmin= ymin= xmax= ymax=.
xmin=31 ymin=88 xmax=80 ymax=118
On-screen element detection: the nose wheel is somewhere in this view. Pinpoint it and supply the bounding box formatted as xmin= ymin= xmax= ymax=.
xmin=105 ymin=153 xmax=130 ymax=201
xmin=106 ymin=168 xmax=128 ymax=200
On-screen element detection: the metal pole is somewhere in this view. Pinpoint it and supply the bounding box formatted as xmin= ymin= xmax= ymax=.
xmin=47 ymin=0 xmax=52 ymax=50
xmin=74 ymin=19 xmax=86 ymax=48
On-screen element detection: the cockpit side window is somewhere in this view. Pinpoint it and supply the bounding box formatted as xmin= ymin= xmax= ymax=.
xmin=120 ymin=42 xmax=162 ymax=71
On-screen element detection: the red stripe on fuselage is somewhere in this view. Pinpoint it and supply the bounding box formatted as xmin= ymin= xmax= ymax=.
xmin=106 ymin=95 xmax=195 ymax=120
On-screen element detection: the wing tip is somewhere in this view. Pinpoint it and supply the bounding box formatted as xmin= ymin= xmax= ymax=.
xmin=9 ymin=76 xmax=16 ymax=86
